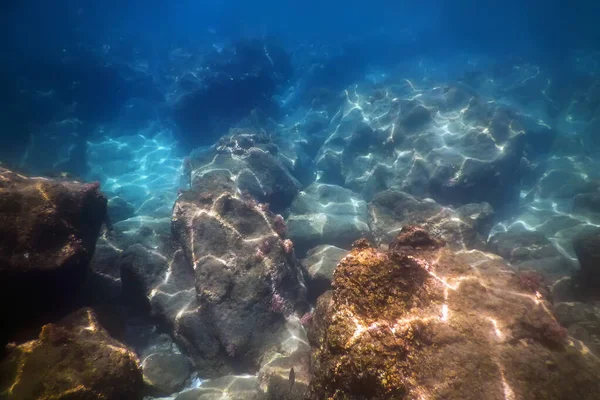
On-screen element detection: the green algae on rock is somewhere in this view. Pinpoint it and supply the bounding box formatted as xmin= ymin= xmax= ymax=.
xmin=0 ymin=308 xmax=143 ymax=400
xmin=308 ymin=226 xmax=600 ymax=399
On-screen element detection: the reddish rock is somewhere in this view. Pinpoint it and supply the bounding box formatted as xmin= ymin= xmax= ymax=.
xmin=309 ymin=226 xmax=600 ymax=399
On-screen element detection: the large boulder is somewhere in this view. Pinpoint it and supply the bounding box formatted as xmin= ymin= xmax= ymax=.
xmin=287 ymin=183 xmax=370 ymax=255
xmin=0 ymin=308 xmax=143 ymax=400
xmin=187 ymin=130 xmax=302 ymax=212
xmin=308 ymin=226 xmax=600 ymax=399
xmin=0 ymin=167 xmax=107 ymax=342
xmin=120 ymin=161 xmax=307 ymax=376
xmin=142 ymin=352 xmax=192 ymax=396
xmin=368 ymin=189 xmax=493 ymax=250
xmin=313 ymin=82 xmax=528 ymax=213
xmin=169 ymin=186 xmax=307 ymax=375
xmin=554 ymin=301 xmax=600 ymax=357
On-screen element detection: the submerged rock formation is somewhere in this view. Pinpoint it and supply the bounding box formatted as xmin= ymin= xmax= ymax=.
xmin=187 ymin=130 xmax=302 ymax=212
xmin=312 ymin=83 xmax=531 ymax=215
xmin=368 ymin=189 xmax=494 ymax=249
xmin=168 ymin=187 xmax=307 ymax=375
xmin=309 ymin=226 xmax=600 ymax=399
xmin=0 ymin=308 xmax=143 ymax=400
xmin=287 ymin=183 xmax=370 ymax=255
xmin=0 ymin=167 xmax=107 ymax=343
xmin=120 ymin=132 xmax=308 ymax=377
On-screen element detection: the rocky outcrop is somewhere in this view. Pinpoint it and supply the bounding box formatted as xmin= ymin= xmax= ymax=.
xmin=309 ymin=226 xmax=600 ymax=399
xmin=0 ymin=167 xmax=107 ymax=343
xmin=0 ymin=308 xmax=143 ymax=400
xmin=168 ymin=186 xmax=307 ymax=375
xmin=312 ymin=82 xmax=529 ymax=213
xmin=287 ymin=183 xmax=370 ymax=255
xmin=119 ymin=140 xmax=308 ymax=376
xmin=368 ymin=189 xmax=493 ymax=249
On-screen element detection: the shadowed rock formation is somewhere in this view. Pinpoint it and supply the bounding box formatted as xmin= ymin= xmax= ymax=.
xmin=0 ymin=167 xmax=107 ymax=344
xmin=0 ymin=308 xmax=143 ymax=400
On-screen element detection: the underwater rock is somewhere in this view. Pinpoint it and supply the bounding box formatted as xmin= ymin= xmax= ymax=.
xmin=286 ymin=183 xmax=370 ymax=255
xmin=107 ymin=196 xmax=136 ymax=223
xmin=573 ymin=228 xmax=600 ymax=291
xmin=554 ymin=301 xmax=600 ymax=357
xmin=313 ymin=82 xmax=526 ymax=212
xmin=368 ymin=190 xmax=493 ymax=250
xmin=111 ymin=216 xmax=176 ymax=256
xmin=301 ymin=245 xmax=349 ymax=301
xmin=120 ymin=244 xmax=173 ymax=311
xmin=308 ymin=226 xmax=600 ymax=399
xmin=551 ymin=276 xmax=578 ymax=304
xmin=429 ymin=131 xmax=525 ymax=214
xmin=0 ymin=167 xmax=107 ymax=343
xmin=120 ymin=160 xmax=307 ymax=376
xmin=142 ymin=352 xmax=192 ymax=395
xmin=0 ymin=308 xmax=143 ymax=400
xmin=188 ymin=130 xmax=301 ymax=212
xmin=488 ymin=229 xmax=575 ymax=277
xmin=90 ymin=235 xmax=124 ymax=281
xmin=170 ymin=185 xmax=307 ymax=375
xmin=258 ymin=349 xmax=311 ymax=399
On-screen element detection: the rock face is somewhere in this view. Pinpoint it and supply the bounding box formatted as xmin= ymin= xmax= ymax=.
xmin=169 ymin=187 xmax=306 ymax=375
xmin=0 ymin=308 xmax=143 ymax=400
xmin=309 ymin=226 xmax=600 ymax=399
xmin=287 ymin=183 xmax=370 ymax=255
xmin=368 ymin=190 xmax=493 ymax=249
xmin=0 ymin=167 xmax=107 ymax=342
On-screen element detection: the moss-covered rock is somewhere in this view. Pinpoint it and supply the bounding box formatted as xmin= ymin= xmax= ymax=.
xmin=0 ymin=308 xmax=143 ymax=400
xmin=309 ymin=226 xmax=600 ymax=399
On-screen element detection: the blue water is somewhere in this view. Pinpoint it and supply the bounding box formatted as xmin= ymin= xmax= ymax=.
xmin=2 ymin=0 xmax=600 ymax=398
